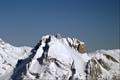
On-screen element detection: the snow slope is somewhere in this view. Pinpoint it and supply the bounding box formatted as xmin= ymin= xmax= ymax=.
xmin=0 ymin=35 xmax=119 ymax=80
xmin=87 ymin=49 xmax=120 ymax=80
xmin=0 ymin=38 xmax=32 ymax=78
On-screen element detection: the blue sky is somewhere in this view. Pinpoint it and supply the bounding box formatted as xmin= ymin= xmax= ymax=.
xmin=0 ymin=0 xmax=119 ymax=52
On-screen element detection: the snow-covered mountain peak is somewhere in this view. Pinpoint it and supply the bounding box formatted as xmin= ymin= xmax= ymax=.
xmin=40 ymin=34 xmax=87 ymax=54
xmin=10 ymin=34 xmax=90 ymax=80
xmin=0 ymin=35 xmax=119 ymax=80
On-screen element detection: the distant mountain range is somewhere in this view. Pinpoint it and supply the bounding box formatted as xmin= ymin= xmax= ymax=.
xmin=0 ymin=34 xmax=119 ymax=80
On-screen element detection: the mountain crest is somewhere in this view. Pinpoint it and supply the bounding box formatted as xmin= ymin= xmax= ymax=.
xmin=0 ymin=35 xmax=119 ymax=80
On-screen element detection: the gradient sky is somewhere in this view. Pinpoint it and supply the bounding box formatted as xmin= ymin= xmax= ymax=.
xmin=0 ymin=0 xmax=119 ymax=52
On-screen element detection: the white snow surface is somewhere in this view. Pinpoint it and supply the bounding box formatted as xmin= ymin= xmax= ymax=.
xmin=0 ymin=38 xmax=32 ymax=77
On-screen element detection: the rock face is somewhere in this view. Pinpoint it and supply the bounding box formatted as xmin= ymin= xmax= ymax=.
xmin=0 ymin=35 xmax=119 ymax=80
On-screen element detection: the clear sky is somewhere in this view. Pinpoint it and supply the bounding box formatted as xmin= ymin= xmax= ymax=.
xmin=0 ymin=0 xmax=119 ymax=52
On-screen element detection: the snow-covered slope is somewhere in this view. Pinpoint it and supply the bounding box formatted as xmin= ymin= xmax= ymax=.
xmin=0 ymin=38 xmax=32 ymax=77
xmin=87 ymin=49 xmax=120 ymax=80
xmin=0 ymin=35 xmax=119 ymax=80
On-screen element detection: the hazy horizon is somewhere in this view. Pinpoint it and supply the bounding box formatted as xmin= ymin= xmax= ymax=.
xmin=0 ymin=0 xmax=119 ymax=52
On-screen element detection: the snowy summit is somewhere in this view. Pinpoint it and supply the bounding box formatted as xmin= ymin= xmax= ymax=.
xmin=0 ymin=34 xmax=119 ymax=80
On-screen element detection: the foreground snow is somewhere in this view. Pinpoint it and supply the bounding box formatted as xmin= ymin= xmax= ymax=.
xmin=0 ymin=35 xmax=119 ymax=80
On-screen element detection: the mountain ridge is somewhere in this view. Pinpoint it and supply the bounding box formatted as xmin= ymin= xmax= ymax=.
xmin=0 ymin=35 xmax=119 ymax=80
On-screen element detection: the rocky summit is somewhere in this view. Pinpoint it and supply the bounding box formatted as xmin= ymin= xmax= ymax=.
xmin=0 ymin=35 xmax=119 ymax=80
